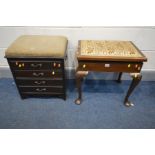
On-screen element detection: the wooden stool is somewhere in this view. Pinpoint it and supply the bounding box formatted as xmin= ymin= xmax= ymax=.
xmin=5 ymin=35 xmax=68 ymax=100
xmin=75 ymin=40 xmax=147 ymax=107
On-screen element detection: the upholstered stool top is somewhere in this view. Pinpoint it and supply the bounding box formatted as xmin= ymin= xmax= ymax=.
xmin=5 ymin=35 xmax=68 ymax=58
xmin=80 ymin=40 xmax=143 ymax=57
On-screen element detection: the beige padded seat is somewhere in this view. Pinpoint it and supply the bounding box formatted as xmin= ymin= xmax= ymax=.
xmin=5 ymin=35 xmax=68 ymax=58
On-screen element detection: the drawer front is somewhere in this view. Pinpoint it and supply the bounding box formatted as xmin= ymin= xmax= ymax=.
xmin=14 ymin=70 xmax=62 ymax=78
xmin=16 ymin=79 xmax=63 ymax=86
xmin=21 ymin=93 xmax=64 ymax=98
xmin=9 ymin=60 xmax=62 ymax=70
xmin=78 ymin=62 xmax=143 ymax=73
xmin=19 ymin=86 xmax=63 ymax=93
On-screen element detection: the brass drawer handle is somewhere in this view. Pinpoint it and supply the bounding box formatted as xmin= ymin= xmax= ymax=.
xmin=34 ymin=81 xmax=46 ymax=85
xmin=15 ymin=62 xmax=25 ymax=68
xmin=30 ymin=63 xmax=42 ymax=68
xmin=33 ymin=72 xmax=44 ymax=77
xmin=83 ymin=64 xmax=86 ymax=68
xmin=36 ymin=88 xmax=47 ymax=92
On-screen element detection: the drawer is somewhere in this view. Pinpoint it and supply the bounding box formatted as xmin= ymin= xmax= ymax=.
xmin=9 ymin=60 xmax=62 ymax=70
xmin=16 ymin=79 xmax=63 ymax=86
xmin=14 ymin=70 xmax=63 ymax=78
xmin=78 ymin=62 xmax=143 ymax=73
xmin=21 ymin=93 xmax=64 ymax=98
xmin=19 ymin=86 xmax=63 ymax=93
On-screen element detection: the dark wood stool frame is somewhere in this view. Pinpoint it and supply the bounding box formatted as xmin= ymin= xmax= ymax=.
xmin=75 ymin=41 xmax=147 ymax=107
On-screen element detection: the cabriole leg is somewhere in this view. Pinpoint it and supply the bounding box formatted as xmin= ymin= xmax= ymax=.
xmin=117 ymin=72 xmax=123 ymax=83
xmin=124 ymin=73 xmax=142 ymax=107
xmin=75 ymin=71 xmax=88 ymax=105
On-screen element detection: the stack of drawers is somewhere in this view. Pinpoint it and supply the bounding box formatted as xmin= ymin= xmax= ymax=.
xmin=8 ymin=58 xmax=66 ymax=99
xmin=5 ymin=35 xmax=68 ymax=100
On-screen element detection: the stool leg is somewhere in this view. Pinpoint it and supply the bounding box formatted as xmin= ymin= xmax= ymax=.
xmin=75 ymin=71 xmax=88 ymax=105
xmin=117 ymin=72 xmax=123 ymax=83
xmin=124 ymin=73 xmax=142 ymax=107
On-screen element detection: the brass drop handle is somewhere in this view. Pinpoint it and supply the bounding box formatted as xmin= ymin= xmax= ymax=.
xmin=33 ymin=72 xmax=44 ymax=77
xmin=17 ymin=63 xmax=24 ymax=68
xmin=83 ymin=64 xmax=86 ymax=68
xmin=31 ymin=63 xmax=42 ymax=68
xmin=36 ymin=88 xmax=47 ymax=92
xmin=34 ymin=81 xmax=46 ymax=85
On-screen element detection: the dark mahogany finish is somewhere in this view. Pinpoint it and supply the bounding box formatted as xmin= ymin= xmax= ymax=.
xmin=7 ymin=58 xmax=66 ymax=100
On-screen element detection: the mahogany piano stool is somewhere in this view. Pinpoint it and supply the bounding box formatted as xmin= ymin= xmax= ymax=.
xmin=75 ymin=40 xmax=147 ymax=107
xmin=5 ymin=35 xmax=68 ymax=100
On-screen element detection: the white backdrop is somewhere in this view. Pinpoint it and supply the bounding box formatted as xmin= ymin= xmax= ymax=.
xmin=0 ymin=26 xmax=155 ymax=79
